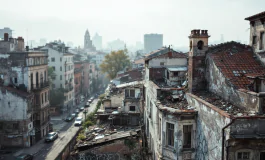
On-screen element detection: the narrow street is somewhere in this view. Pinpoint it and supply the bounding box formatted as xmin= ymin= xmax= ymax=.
xmin=36 ymin=98 xmax=98 ymax=160
xmin=5 ymin=98 xmax=98 ymax=160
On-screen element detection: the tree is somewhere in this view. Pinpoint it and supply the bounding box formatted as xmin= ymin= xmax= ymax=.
xmin=100 ymin=50 xmax=130 ymax=79
xmin=50 ymin=88 xmax=64 ymax=106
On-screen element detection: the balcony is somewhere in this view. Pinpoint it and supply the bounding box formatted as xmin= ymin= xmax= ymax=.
xmin=64 ymin=86 xmax=74 ymax=93
xmin=31 ymin=81 xmax=49 ymax=91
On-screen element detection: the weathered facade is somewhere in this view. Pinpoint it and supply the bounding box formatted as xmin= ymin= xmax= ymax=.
xmin=187 ymin=26 xmax=265 ymax=160
xmin=0 ymin=49 xmax=50 ymax=147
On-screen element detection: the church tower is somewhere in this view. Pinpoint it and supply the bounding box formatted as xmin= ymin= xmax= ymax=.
xmin=84 ymin=29 xmax=93 ymax=49
xmin=188 ymin=29 xmax=210 ymax=93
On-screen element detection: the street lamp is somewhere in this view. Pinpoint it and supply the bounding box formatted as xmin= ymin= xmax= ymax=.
xmin=83 ymin=109 xmax=88 ymax=121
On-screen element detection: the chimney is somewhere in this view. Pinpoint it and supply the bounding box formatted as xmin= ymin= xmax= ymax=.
xmin=4 ymin=33 xmax=8 ymax=41
xmin=26 ymin=46 xmax=29 ymax=51
xmin=17 ymin=37 xmax=25 ymax=51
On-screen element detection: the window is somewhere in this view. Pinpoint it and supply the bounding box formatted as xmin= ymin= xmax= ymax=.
xmin=237 ymin=152 xmax=250 ymax=160
xmin=42 ymin=93 xmax=44 ymax=104
xmin=166 ymin=123 xmax=174 ymax=146
xmin=52 ymin=84 xmax=55 ymax=88
xmin=60 ymin=66 xmax=62 ymax=71
xmin=130 ymin=106 xmax=136 ymax=111
xmin=197 ymin=40 xmax=204 ymax=50
xmin=160 ymin=62 xmax=164 ymax=66
xmin=60 ymin=75 xmax=62 ymax=80
xmin=51 ymin=57 xmax=55 ymax=62
xmin=60 ymin=84 xmax=62 ymax=88
xmin=253 ymin=36 xmax=257 ymax=45
xmin=60 ymin=57 xmax=62 ymax=62
xmin=52 ymin=66 xmax=55 ymax=71
xmin=14 ymin=77 xmax=17 ymax=83
xmin=45 ymin=92 xmax=47 ymax=102
xmin=260 ymin=32 xmax=264 ymax=50
xmin=130 ymin=89 xmax=135 ymax=97
xmin=0 ymin=122 xmax=3 ymax=130
xmin=183 ymin=125 xmax=192 ymax=148
xmin=173 ymin=72 xmax=179 ymax=76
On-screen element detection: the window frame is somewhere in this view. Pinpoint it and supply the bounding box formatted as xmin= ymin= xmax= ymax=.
xmin=183 ymin=125 xmax=192 ymax=148
xmin=166 ymin=122 xmax=174 ymax=147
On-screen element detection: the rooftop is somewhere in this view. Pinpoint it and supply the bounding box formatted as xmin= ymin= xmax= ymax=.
xmin=1 ymin=86 xmax=33 ymax=99
xmin=145 ymin=47 xmax=187 ymax=61
xmin=245 ymin=11 xmax=265 ymax=21
xmin=193 ymin=90 xmax=258 ymax=117
xmin=209 ymin=41 xmax=265 ymax=90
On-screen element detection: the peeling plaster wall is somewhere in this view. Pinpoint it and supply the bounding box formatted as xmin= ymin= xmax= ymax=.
xmin=186 ymin=93 xmax=231 ymax=160
xmin=207 ymin=57 xmax=260 ymax=112
xmin=0 ymin=90 xmax=29 ymax=120
xmin=149 ymin=58 xmax=187 ymax=67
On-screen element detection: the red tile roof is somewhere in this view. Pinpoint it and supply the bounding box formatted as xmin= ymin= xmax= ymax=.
xmin=245 ymin=11 xmax=265 ymax=20
xmin=209 ymin=41 xmax=265 ymax=89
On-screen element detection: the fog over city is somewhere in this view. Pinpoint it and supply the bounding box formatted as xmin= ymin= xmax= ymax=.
xmin=0 ymin=0 xmax=264 ymax=50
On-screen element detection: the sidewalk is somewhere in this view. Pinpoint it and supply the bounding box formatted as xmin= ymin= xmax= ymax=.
xmin=12 ymin=97 xmax=89 ymax=158
xmin=13 ymin=139 xmax=46 ymax=157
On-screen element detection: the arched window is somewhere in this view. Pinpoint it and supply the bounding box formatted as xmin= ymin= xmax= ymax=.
xmin=197 ymin=40 xmax=204 ymax=50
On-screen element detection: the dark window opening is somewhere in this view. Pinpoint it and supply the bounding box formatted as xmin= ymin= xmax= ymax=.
xmin=14 ymin=78 xmax=17 ymax=83
xmin=51 ymin=57 xmax=55 ymax=62
xmin=129 ymin=106 xmax=135 ymax=111
xmin=130 ymin=89 xmax=135 ymax=97
xmin=253 ymin=36 xmax=257 ymax=45
xmin=173 ymin=72 xmax=179 ymax=76
xmin=260 ymin=32 xmax=264 ymax=50
xmin=13 ymin=123 xmax=19 ymax=129
xmin=238 ymin=152 xmax=250 ymax=160
xmin=197 ymin=40 xmax=204 ymax=50
xmin=183 ymin=125 xmax=192 ymax=148
xmin=260 ymin=152 xmax=265 ymax=160
xmin=167 ymin=123 xmax=174 ymax=146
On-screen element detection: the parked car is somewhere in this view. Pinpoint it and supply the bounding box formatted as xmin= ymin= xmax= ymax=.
xmin=88 ymin=99 xmax=92 ymax=103
xmin=75 ymin=109 xmax=80 ymax=114
xmin=72 ymin=113 xmax=77 ymax=117
xmin=65 ymin=114 xmax=75 ymax=122
xmin=15 ymin=153 xmax=33 ymax=160
xmin=85 ymin=102 xmax=90 ymax=107
xmin=79 ymin=107 xmax=85 ymax=111
xmin=45 ymin=132 xmax=58 ymax=142
xmin=74 ymin=117 xmax=83 ymax=126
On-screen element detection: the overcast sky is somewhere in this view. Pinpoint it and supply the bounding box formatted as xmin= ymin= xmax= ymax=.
xmin=0 ymin=0 xmax=264 ymax=48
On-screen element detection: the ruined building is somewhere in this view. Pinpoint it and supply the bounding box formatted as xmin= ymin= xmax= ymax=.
xmin=0 ymin=46 xmax=50 ymax=147
xmin=144 ymin=11 xmax=265 ymax=160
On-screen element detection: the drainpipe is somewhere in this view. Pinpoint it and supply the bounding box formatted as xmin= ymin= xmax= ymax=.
xmin=221 ymin=118 xmax=235 ymax=160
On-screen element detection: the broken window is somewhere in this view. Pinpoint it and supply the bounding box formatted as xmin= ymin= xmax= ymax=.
xmin=253 ymin=36 xmax=257 ymax=45
xmin=260 ymin=32 xmax=264 ymax=50
xmin=237 ymin=152 xmax=250 ymax=160
xmin=166 ymin=123 xmax=174 ymax=146
xmin=129 ymin=106 xmax=136 ymax=111
xmin=183 ymin=125 xmax=192 ymax=148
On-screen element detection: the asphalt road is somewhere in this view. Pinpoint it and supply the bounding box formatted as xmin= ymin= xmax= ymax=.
xmin=33 ymin=99 xmax=98 ymax=160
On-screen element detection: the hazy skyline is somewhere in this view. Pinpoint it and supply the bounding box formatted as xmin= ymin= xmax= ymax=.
xmin=0 ymin=0 xmax=264 ymax=48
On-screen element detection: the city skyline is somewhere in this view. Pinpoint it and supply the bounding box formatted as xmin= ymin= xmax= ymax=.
xmin=0 ymin=0 xmax=264 ymax=49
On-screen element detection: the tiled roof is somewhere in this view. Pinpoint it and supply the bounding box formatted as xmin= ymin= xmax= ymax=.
xmin=133 ymin=58 xmax=144 ymax=64
xmin=209 ymin=41 xmax=265 ymax=89
xmin=145 ymin=47 xmax=187 ymax=61
xmin=245 ymin=11 xmax=265 ymax=20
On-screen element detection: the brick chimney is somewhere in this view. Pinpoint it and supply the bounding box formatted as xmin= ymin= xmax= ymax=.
xmin=17 ymin=37 xmax=25 ymax=51
xmin=4 ymin=33 xmax=8 ymax=41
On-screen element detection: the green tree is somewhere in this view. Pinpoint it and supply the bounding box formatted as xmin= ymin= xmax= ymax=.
xmin=50 ymin=88 xmax=64 ymax=106
xmin=100 ymin=50 xmax=130 ymax=79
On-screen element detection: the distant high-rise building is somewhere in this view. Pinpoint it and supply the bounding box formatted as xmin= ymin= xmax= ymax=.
xmin=220 ymin=34 xmax=224 ymax=43
xmin=84 ymin=29 xmax=96 ymax=51
xmin=39 ymin=38 xmax=47 ymax=46
xmin=0 ymin=27 xmax=12 ymax=39
xmin=92 ymin=33 xmax=102 ymax=50
xmin=144 ymin=34 xmax=163 ymax=53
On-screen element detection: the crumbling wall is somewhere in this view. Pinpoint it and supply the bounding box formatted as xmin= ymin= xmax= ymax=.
xmin=186 ymin=93 xmax=231 ymax=160
xmin=207 ymin=57 xmax=260 ymax=112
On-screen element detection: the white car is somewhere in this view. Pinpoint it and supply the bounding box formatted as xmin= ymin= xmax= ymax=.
xmin=74 ymin=117 xmax=83 ymax=126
